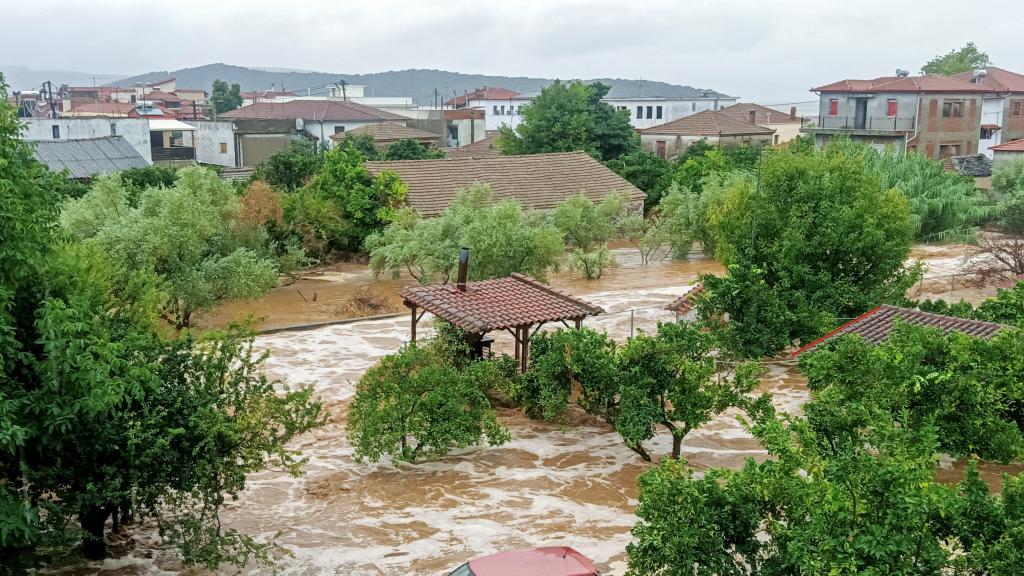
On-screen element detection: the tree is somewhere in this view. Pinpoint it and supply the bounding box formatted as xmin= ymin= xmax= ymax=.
xmin=993 ymin=158 xmax=1024 ymax=195
xmin=922 ymin=41 xmax=991 ymax=75
xmin=497 ymin=80 xmax=638 ymax=161
xmin=621 ymin=212 xmax=668 ymax=265
xmin=210 ymin=79 xmax=243 ymax=114
xmin=253 ymin=139 xmax=322 ymax=191
xmin=381 ymin=138 xmax=445 ymax=160
xmin=916 ymin=279 xmax=1024 ymax=327
xmin=346 ymin=345 xmax=510 ymax=464
xmin=366 ymin=184 xmax=564 ymax=284
xmin=698 ymin=144 xmax=919 ymax=357
xmin=605 ymin=149 xmax=674 ymax=210
xmin=551 ymin=193 xmax=624 ymax=279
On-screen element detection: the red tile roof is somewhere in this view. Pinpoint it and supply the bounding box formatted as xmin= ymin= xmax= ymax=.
xmin=718 ymin=103 xmax=801 ymax=125
xmin=792 ymin=304 xmax=1007 ymax=356
xmin=665 ymin=283 xmax=705 ymax=314
xmin=813 ymin=75 xmax=988 ymax=94
xmin=952 ymin=67 xmax=1024 ymax=93
xmin=330 ymin=121 xmax=438 ymax=143
xmin=220 ymin=100 xmax=406 ymax=122
xmin=445 ymin=87 xmax=522 ymax=107
xmin=991 ymin=139 xmax=1024 ymax=152
xmin=444 ymin=132 xmax=501 ymax=159
xmin=400 ymin=273 xmax=604 ymax=333
xmin=68 ymin=101 xmax=139 ymax=116
xmin=638 ymin=110 xmax=775 ymax=137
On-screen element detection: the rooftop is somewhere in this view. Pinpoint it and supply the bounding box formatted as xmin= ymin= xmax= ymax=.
xmin=68 ymin=101 xmax=141 ymax=116
xmin=364 ymin=151 xmax=645 ymax=216
xmin=991 ymin=139 xmax=1024 ymax=152
xmin=400 ymin=273 xmax=603 ymax=333
xmin=951 ymin=67 xmax=1024 ymax=93
xmin=718 ymin=102 xmax=802 ymax=125
xmin=220 ymin=100 xmax=406 ymax=122
xmin=445 ymin=87 xmax=522 ymax=107
xmin=812 ymin=74 xmax=988 ymax=94
xmin=665 ymin=283 xmax=705 ymax=314
xmin=330 ymin=121 xmax=438 ymax=142
xmin=638 ymin=109 xmax=775 ymax=137
xmin=444 ymin=132 xmax=502 ymax=159
xmin=28 ymin=136 xmax=149 ymax=179
xmin=792 ymin=304 xmax=1008 ymax=356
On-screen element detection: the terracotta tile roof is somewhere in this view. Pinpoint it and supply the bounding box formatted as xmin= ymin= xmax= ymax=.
xmin=638 ymin=110 xmax=775 ymax=137
xmin=330 ymin=121 xmax=438 ymax=142
xmin=240 ymin=90 xmax=296 ymax=99
xmin=365 ymin=152 xmax=646 ymax=216
xmin=792 ymin=304 xmax=1008 ymax=356
xmin=813 ymin=75 xmax=988 ymax=94
xmin=991 ymin=139 xmax=1024 ymax=152
xmin=665 ymin=283 xmax=705 ymax=314
xmin=68 ymin=101 xmax=138 ymax=116
xmin=444 ymin=132 xmax=502 ymax=159
xmin=445 ymin=87 xmax=522 ymax=107
xmin=718 ymin=103 xmax=801 ymax=125
xmin=952 ymin=67 xmax=1024 ymax=93
xmin=142 ymin=90 xmax=182 ymax=102
xmin=401 ymin=273 xmax=604 ymax=333
xmin=220 ymin=100 xmax=406 ymax=122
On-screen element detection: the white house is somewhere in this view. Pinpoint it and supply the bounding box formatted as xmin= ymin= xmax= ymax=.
xmin=219 ymin=99 xmax=409 ymax=149
xmin=19 ymin=117 xmax=153 ymax=163
xmin=445 ymin=87 xmax=533 ymax=132
xmin=603 ymin=94 xmax=739 ymax=129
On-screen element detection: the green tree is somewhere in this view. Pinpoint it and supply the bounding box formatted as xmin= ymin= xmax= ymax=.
xmin=366 ymin=184 xmax=564 ymax=284
xmin=921 ymin=41 xmax=991 ymax=75
xmin=210 ymin=79 xmax=243 ymax=114
xmin=699 ymin=144 xmax=919 ymax=357
xmin=381 ymin=138 xmax=445 ymax=160
xmin=994 ymin=158 xmax=1024 ymax=195
xmin=253 ymin=139 xmax=323 ymax=191
xmin=551 ymin=193 xmax=624 ymax=279
xmin=605 ymin=149 xmax=674 ymax=210
xmin=498 ymin=80 xmax=638 ymax=160
xmin=346 ymin=345 xmax=510 ymax=464
xmin=916 ymin=281 xmax=1024 ymax=327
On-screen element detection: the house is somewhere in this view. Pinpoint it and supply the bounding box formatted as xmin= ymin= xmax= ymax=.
xmin=991 ymin=139 xmax=1024 ymax=164
xmin=364 ymin=151 xmax=646 ymax=216
xmin=219 ymin=100 xmax=408 ymax=149
xmin=174 ymin=88 xmax=208 ymax=104
xmin=148 ymin=118 xmax=197 ymax=165
xmin=637 ymin=110 xmax=775 ymax=157
xmin=19 ymin=117 xmax=153 ymax=163
xmin=718 ymin=103 xmax=803 ymax=144
xmin=329 ymin=121 xmax=440 ymax=150
xmin=28 ymin=136 xmax=149 ymax=179
xmin=134 ymin=77 xmax=176 ymax=98
xmin=951 ymin=67 xmax=1024 ymax=157
xmin=63 ymin=101 xmax=141 ymax=118
xmin=603 ymin=91 xmax=739 ymax=130
xmin=188 ymin=117 xmax=321 ymax=168
xmin=804 ymin=74 xmax=987 ymax=159
xmin=240 ymin=90 xmax=297 ymax=107
xmin=444 ymin=131 xmax=502 ymax=159
xmin=445 ymin=87 xmax=533 ymax=132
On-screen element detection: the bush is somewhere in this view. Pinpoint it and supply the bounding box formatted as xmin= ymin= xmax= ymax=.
xmin=253 ymin=139 xmax=322 ymax=191
xmin=381 ymin=138 xmax=445 ymax=160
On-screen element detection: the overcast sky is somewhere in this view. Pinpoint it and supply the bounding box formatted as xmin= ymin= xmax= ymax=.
xmin=4 ymin=0 xmax=1023 ymax=103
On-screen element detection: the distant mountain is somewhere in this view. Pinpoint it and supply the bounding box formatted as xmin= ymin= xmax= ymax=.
xmin=1 ymin=65 xmax=125 ymax=91
xmin=107 ymin=63 xmax=732 ymax=104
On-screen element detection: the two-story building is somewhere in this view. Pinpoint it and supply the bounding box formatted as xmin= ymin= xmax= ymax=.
xmin=804 ymin=74 xmax=987 ymax=159
xmin=951 ymin=67 xmax=1024 ymax=158
xmin=445 ymin=87 xmax=533 ymax=132
xmin=603 ymin=92 xmax=738 ymax=129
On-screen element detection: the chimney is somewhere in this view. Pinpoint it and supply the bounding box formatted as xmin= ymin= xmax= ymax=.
xmin=790 ymin=106 xmax=797 ymax=119
xmin=749 ymin=110 xmax=757 ymax=124
xmin=456 ymin=247 xmax=470 ymax=292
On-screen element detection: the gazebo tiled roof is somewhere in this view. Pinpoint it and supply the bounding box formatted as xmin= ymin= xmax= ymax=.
xmin=792 ymin=304 xmax=1008 ymax=356
xmin=401 ymin=273 xmax=604 ymax=334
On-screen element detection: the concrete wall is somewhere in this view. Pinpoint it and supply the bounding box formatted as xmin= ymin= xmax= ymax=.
xmin=767 ymin=122 xmax=803 ymax=144
xmin=642 ymin=132 xmax=771 ymax=158
xmin=817 ymin=92 xmax=919 ymax=130
xmin=302 ymin=120 xmax=381 ymax=148
xmin=994 ymin=149 xmax=1024 ymax=164
xmin=912 ymin=93 xmax=983 ymax=158
xmin=189 ymin=120 xmax=237 ymax=167
xmin=1002 ymin=96 xmax=1024 ymax=145
xmin=468 ymin=98 xmax=529 ymax=131
xmin=605 ymin=97 xmax=739 ymax=129
xmin=19 ymin=117 xmax=152 ymax=163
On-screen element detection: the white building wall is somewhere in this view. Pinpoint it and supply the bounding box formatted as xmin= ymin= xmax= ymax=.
xmin=469 ymin=98 xmax=530 ymax=131
xmin=301 ymin=120 xmax=380 ymax=147
xmin=979 ymin=97 xmax=1005 ymax=158
xmin=19 ymin=117 xmax=152 ymax=163
xmin=605 ymin=97 xmax=739 ymax=129
xmin=189 ymin=121 xmax=237 ymax=167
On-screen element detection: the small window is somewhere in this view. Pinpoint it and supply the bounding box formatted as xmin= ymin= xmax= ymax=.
xmin=942 ymin=100 xmax=964 ymax=118
xmin=691 ymin=102 xmax=696 ymax=111
xmin=646 ymin=105 xmax=653 ymax=119
xmin=886 ymin=99 xmax=897 ymax=117
xmin=774 ymin=134 xmax=780 ymax=145
xmin=334 ymin=126 xmax=345 ymax=134
xmin=493 ymin=105 xmax=499 ymax=115
xmin=219 ymin=142 xmax=228 ymax=154
xmin=51 ymin=125 xmax=60 ymax=138
xmin=636 ymin=106 xmax=643 ymax=119
xmin=938 ymin=143 xmax=961 ymax=158
xmin=656 ymin=105 xmax=663 ymax=119
xmin=500 ymin=105 xmax=506 ymax=115
xmin=1012 ymin=100 xmax=1023 ymax=118
xmin=110 ymin=122 xmax=117 ymax=135
xmin=828 ymin=99 xmax=839 ymax=116
xmin=981 ymin=127 xmax=996 ymax=140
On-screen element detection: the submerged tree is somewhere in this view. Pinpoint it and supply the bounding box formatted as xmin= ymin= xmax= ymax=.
xmin=552 ymin=193 xmax=625 ymax=279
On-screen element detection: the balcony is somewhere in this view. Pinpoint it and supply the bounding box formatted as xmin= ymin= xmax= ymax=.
xmin=151 ymin=146 xmax=196 ymax=162
xmin=803 ymin=115 xmax=916 ymax=134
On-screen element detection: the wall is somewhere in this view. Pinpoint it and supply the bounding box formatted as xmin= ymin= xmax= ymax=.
xmin=1001 ymin=95 xmax=1024 ymax=146
xmin=816 ymin=92 xmax=919 ymax=131
xmin=767 ymin=122 xmax=803 ymax=144
xmin=469 ymin=98 xmax=529 ymax=131
xmin=19 ymin=117 xmax=152 ymax=163
xmin=641 ymin=132 xmax=772 ymax=157
xmin=979 ymin=97 xmax=1005 ymax=157
xmin=189 ymin=120 xmax=237 ymax=167
xmin=913 ymin=93 xmax=983 ymax=158
xmin=994 ymin=149 xmax=1024 ymax=165
xmin=302 ymin=120 xmax=381 ymax=148
xmin=605 ymin=97 xmax=739 ymax=129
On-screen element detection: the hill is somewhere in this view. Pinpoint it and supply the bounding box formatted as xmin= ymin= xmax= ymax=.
xmin=1 ymin=65 xmax=124 ymax=91
xmin=108 ymin=63 xmax=733 ymax=103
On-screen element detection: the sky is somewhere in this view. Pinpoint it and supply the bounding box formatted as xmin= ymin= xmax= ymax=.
xmin=4 ymin=0 xmax=1023 ymax=104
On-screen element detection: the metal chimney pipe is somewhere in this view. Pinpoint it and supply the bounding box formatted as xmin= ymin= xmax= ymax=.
xmin=749 ymin=110 xmax=757 ymax=124
xmin=456 ymin=247 xmax=470 ymax=291
xmin=790 ymin=106 xmax=797 ymax=119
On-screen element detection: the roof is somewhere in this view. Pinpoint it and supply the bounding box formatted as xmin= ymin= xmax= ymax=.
xmin=148 ymin=118 xmax=196 ymax=131
xmin=240 ymin=90 xmax=297 ymax=99
xmin=952 ymin=67 xmax=1024 ymax=93
xmin=69 ymin=101 xmax=137 ymax=116
xmin=949 ymin=154 xmax=992 ymax=177
xmin=220 ymin=100 xmax=406 ymax=122
xmin=466 ymin=547 xmax=597 ymax=576
xmin=792 ymin=304 xmax=1008 ymax=356
xmin=991 ymin=139 xmax=1024 ymax=152
xmin=28 ymin=136 xmax=149 ymax=179
xmin=141 ymin=90 xmax=182 ymax=102
xmin=813 ymin=75 xmax=988 ymax=94
xmin=330 ymin=121 xmax=438 ymax=142
xmin=665 ymin=283 xmax=705 ymax=314
xmin=444 ymin=132 xmax=502 ymax=159
xmin=400 ymin=274 xmax=604 ymax=333
xmin=719 ymin=102 xmax=801 ymax=125
xmin=365 ymin=152 xmax=645 ymax=217
xmin=445 ymin=87 xmax=522 ymax=107
xmin=638 ymin=110 xmax=775 ymax=137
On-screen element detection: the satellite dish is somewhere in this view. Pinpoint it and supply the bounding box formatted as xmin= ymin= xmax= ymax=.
xmin=295 ymin=117 xmax=304 ymax=131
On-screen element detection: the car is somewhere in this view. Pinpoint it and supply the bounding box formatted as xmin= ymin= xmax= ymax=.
xmin=446 ymin=547 xmax=598 ymax=576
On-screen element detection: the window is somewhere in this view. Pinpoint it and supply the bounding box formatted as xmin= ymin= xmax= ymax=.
xmin=774 ymin=134 xmax=780 ymax=145
xmin=939 ymin=143 xmax=961 ymax=158
xmin=691 ymin=102 xmax=696 ymax=111
xmin=636 ymin=106 xmax=643 ymax=119
xmin=981 ymin=127 xmax=997 ymax=140
xmin=493 ymin=105 xmax=499 ymax=115
xmin=656 ymin=105 xmax=663 ymax=119
xmin=334 ymin=126 xmax=345 ymax=134
xmin=219 ymin=142 xmax=228 ymax=154
xmin=886 ymin=99 xmax=897 ymax=117
xmin=942 ymin=100 xmax=964 ymax=118
xmin=110 ymin=122 xmax=117 ymax=135
xmin=51 ymin=125 xmax=60 ymax=138
xmin=646 ymin=105 xmax=653 ymax=119
xmin=500 ymin=105 xmax=505 ymax=115
xmin=828 ymin=99 xmax=839 ymax=116
xmin=1012 ymin=100 xmax=1023 ymax=118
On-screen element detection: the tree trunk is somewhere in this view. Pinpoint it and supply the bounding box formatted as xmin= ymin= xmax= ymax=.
xmin=80 ymin=505 xmax=110 ymax=560
xmin=672 ymin=435 xmax=683 ymax=460
xmin=628 ymin=443 xmax=651 ymax=462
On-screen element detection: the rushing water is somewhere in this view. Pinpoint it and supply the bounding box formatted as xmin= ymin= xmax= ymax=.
xmin=62 ymin=244 xmax=1017 ymax=575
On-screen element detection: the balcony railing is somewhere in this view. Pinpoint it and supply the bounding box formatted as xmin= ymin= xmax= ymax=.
xmin=151 ymin=147 xmax=196 ymax=162
xmin=811 ymin=115 xmax=916 ymax=132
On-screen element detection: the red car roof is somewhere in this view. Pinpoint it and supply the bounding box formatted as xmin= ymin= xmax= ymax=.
xmin=468 ymin=547 xmax=596 ymax=576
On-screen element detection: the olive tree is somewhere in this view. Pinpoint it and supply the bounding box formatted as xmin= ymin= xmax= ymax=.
xmin=552 ymin=193 xmax=624 ymax=279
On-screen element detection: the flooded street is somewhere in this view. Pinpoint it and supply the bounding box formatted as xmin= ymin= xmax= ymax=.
xmin=77 ymin=243 xmax=1017 ymax=576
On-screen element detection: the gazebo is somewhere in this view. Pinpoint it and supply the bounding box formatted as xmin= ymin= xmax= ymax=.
xmin=400 ymin=250 xmax=604 ymax=372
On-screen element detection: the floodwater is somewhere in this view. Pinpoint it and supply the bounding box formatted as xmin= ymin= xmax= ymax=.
xmin=71 ymin=243 xmax=1019 ymax=576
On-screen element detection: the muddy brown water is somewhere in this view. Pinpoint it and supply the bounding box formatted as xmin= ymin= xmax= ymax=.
xmin=64 ymin=245 xmax=1020 ymax=575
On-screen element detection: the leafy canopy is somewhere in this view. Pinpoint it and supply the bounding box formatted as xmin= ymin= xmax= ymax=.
xmin=921 ymin=41 xmax=991 ymax=75
xmin=551 ymin=193 xmax=625 ymax=279
xmin=253 ymin=138 xmax=323 ymax=191
xmin=210 ymin=78 xmax=243 ymax=114
xmin=605 ymin=149 xmax=674 ymax=210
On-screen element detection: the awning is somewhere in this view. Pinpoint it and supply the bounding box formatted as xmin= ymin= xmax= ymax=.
xmin=981 ymin=124 xmax=1002 ymax=130
xmin=148 ymin=118 xmax=196 ymax=131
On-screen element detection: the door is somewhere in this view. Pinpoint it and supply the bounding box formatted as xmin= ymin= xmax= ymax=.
xmin=656 ymin=140 xmax=667 ymax=158
xmin=854 ymin=98 xmax=868 ymax=129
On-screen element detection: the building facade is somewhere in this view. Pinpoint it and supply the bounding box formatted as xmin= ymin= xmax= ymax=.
xmin=603 ymin=95 xmax=739 ymax=129
xmin=952 ymin=67 xmax=1024 ymax=157
xmin=19 ymin=117 xmax=153 ymax=163
xmin=638 ymin=110 xmax=774 ymax=157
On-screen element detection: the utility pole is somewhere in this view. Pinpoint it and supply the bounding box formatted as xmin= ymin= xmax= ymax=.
xmin=434 ymin=87 xmax=438 ymax=109
xmin=41 ymin=81 xmax=57 ymax=118
xmin=339 ymin=78 xmax=348 ymax=101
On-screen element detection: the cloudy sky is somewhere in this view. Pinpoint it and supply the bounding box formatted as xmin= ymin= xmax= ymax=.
xmin=4 ymin=0 xmax=1023 ymax=103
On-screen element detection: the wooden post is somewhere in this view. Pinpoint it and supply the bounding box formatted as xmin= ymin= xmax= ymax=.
xmin=513 ymin=326 xmax=521 ymax=366
xmin=574 ymin=317 xmax=582 ymax=330
xmin=409 ymin=304 xmax=417 ymax=342
xmin=520 ymin=324 xmax=530 ymax=373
